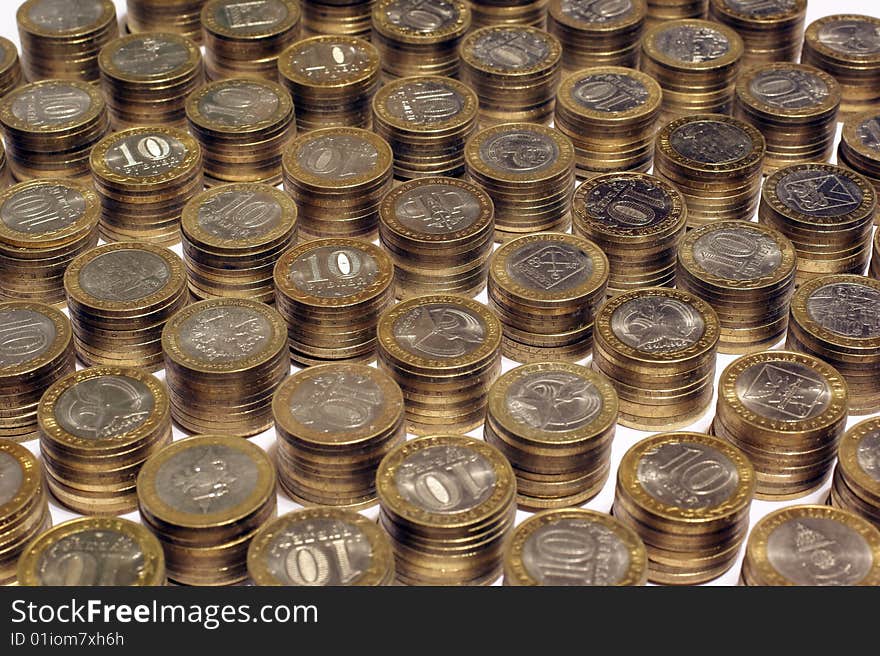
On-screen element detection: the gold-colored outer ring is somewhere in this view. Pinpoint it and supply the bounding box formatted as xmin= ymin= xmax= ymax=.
xmin=557 ymin=66 xmax=662 ymax=123
xmin=98 ymin=32 xmax=202 ymax=83
xmin=0 ymin=179 xmax=99 ymax=248
xmin=641 ymin=19 xmax=743 ymax=71
xmin=0 ymin=301 xmax=72 ymax=379
xmin=656 ymin=113 xmax=765 ymax=175
xmin=0 ymin=439 xmax=42 ymax=524
xmin=89 ymin=126 xmax=202 ymax=188
xmin=790 ymin=274 xmax=880 ymax=352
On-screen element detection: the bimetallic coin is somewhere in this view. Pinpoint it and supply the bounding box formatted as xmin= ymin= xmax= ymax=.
xmin=193 ymin=79 xmax=284 ymax=128
xmin=0 ymin=450 xmax=24 ymax=506
xmin=194 ymin=186 xmax=287 ymax=242
xmin=391 ymin=180 xmax=485 ymax=234
xmin=1 ymin=80 xmax=102 ymax=131
xmin=569 ymin=72 xmax=649 ymax=113
xmin=393 ymin=302 xmax=487 ymax=359
xmin=816 ymin=17 xmax=880 ymax=56
xmin=650 ymin=22 xmax=733 ymax=64
xmin=0 ymin=181 xmax=87 ymax=236
xmin=203 ymin=0 xmax=299 ymax=37
xmin=558 ymin=0 xmax=640 ymax=23
xmin=278 ymin=240 xmax=387 ymax=300
xmin=20 ymin=0 xmax=108 ymax=32
xmin=691 ymin=224 xmax=783 ymax=281
xmin=376 ymin=0 xmax=465 ymax=36
xmin=669 ymin=119 xmax=754 ymax=165
xmin=774 ymin=168 xmax=864 ymax=219
xmin=382 ymin=79 xmax=465 ymax=125
xmin=463 ymin=26 xmax=556 ymax=72
xmin=805 ymin=281 xmax=880 ymax=339
xmin=53 ymin=375 xmax=154 ymax=440
xmin=105 ymin=34 xmax=193 ymax=78
xmin=278 ymin=36 xmax=378 ymax=86
xmin=611 ymin=295 xmax=705 ymax=353
xmin=0 ymin=302 xmax=70 ymax=374
xmin=747 ymin=67 xmax=831 ymax=110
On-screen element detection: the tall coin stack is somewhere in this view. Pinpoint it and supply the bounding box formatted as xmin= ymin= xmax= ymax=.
xmin=653 ymin=114 xmax=765 ymax=228
xmin=37 ymin=367 xmax=173 ymax=516
xmin=372 ymin=0 xmax=470 ymax=81
xmin=676 ymin=221 xmax=797 ymax=354
xmin=64 ymin=242 xmax=188 ymax=372
xmin=201 ymin=0 xmax=302 ymax=81
xmin=377 ymin=434 xmax=516 ymax=585
xmin=548 ymin=0 xmax=646 ymax=71
xmin=0 ymin=80 xmax=109 ymax=183
xmin=373 ymin=76 xmax=478 ymax=179
xmin=465 ymin=123 xmax=575 ymax=240
xmin=98 ymin=33 xmax=204 ymax=129
xmin=0 ymin=179 xmax=100 ymax=306
xmin=460 ymin=26 xmax=561 ymax=126
xmin=593 ymin=288 xmax=720 ymax=430
xmin=713 ymin=350 xmax=848 ymax=500
xmin=839 ymin=111 xmax=880 ymax=198
xmin=613 ymin=432 xmax=754 ymax=585
xmin=0 ymin=302 xmax=74 ymax=443
xmin=282 ymin=127 xmax=392 ymax=240
xmin=468 ymin=0 xmax=548 ymax=30
xmin=735 ymin=63 xmax=841 ymax=175
xmin=378 ymin=176 xmax=494 ymax=298
xmin=787 ymin=275 xmax=880 ymax=415
xmin=759 ymin=163 xmax=877 ymax=283
xmin=278 ymin=36 xmax=380 ymax=131
xmin=831 ymin=418 xmax=880 ymax=529
xmin=126 ymin=0 xmax=208 ymax=42
xmin=554 ymin=67 xmax=662 ymax=177
xmin=181 ymin=183 xmax=298 ymax=303
xmin=645 ymin=0 xmax=706 ymax=26
xmin=485 ymin=363 xmax=617 ymax=509
xmin=488 ymin=233 xmax=608 ymax=363
xmin=272 ymin=364 xmax=405 ymax=508
xmin=137 ymin=435 xmax=277 ymax=586
xmin=273 ymin=239 xmax=394 ymax=366
xmin=572 ymin=172 xmax=687 ymax=296
xmin=16 ymin=0 xmax=118 ymax=83
xmin=301 ymin=0 xmax=374 ymax=38
xmin=708 ymin=0 xmax=806 ymax=67
xmin=0 ymin=37 xmax=23 ymax=100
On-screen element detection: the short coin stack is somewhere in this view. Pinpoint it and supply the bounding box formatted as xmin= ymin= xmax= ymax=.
xmin=592 ymin=287 xmax=720 ymax=430
xmin=181 ymin=183 xmax=298 ymax=303
xmin=554 ymin=66 xmax=662 ymax=177
xmin=831 ymin=418 xmax=880 ymax=530
xmin=137 ymin=435 xmax=277 ymax=586
xmin=272 ymin=364 xmax=405 ymax=508
xmin=708 ymin=0 xmax=806 ymax=67
xmin=468 ymin=0 xmax=549 ymax=30
xmin=0 ymin=179 xmax=100 ymax=305
xmin=839 ymin=111 xmax=880 ymax=198
xmin=645 ymin=0 xmax=706 ymax=26
xmin=376 ymin=295 xmax=502 ymax=434
xmin=301 ymin=0 xmax=374 ymax=38
xmin=485 ymin=363 xmax=617 ymax=509
xmin=274 ymin=239 xmax=394 ymax=366
xmin=572 ymin=172 xmax=687 ymax=296
xmin=373 ymin=75 xmax=479 ymax=179
xmin=378 ymin=176 xmax=495 ymax=298
xmin=126 ymin=0 xmax=207 ymax=42
xmin=548 ymin=0 xmax=646 ymax=71
xmin=653 ymin=114 xmax=765 ymax=228
xmin=377 ymin=434 xmax=517 ymax=585
xmin=282 ymin=127 xmax=392 ymax=240
xmin=714 ymin=350 xmax=849 ymax=500
xmin=0 ymin=37 xmax=23 ymax=100
xmin=676 ymin=221 xmax=797 ymax=354
xmin=161 ymin=299 xmax=289 ymax=437
xmin=613 ymin=432 xmax=754 ymax=585
xmin=488 ymin=233 xmax=608 ymax=363
xmin=64 ymin=242 xmax=188 ymax=372
xmin=37 ymin=367 xmax=173 ymax=516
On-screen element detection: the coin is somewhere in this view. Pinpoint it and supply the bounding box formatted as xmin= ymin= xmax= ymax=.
xmin=839 ymin=110 xmax=880 ymax=203
xmin=126 ymin=0 xmax=208 ymax=43
xmin=709 ymin=0 xmax=806 ymax=67
xmin=0 ymin=37 xmax=23 ymax=101
xmin=831 ymin=417 xmax=880 ymax=530
xmin=548 ymin=0 xmax=646 ymax=71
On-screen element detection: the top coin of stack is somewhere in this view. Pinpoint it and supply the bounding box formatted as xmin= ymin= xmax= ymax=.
xmin=126 ymin=0 xmax=208 ymax=43
xmin=17 ymin=0 xmax=118 ymax=83
xmin=0 ymin=37 xmax=23 ymax=101
xmin=468 ymin=0 xmax=549 ymax=30
xmin=708 ymin=0 xmax=806 ymax=67
xmin=301 ymin=0 xmax=375 ymax=38
xmin=831 ymin=417 xmax=880 ymax=530
xmin=548 ymin=0 xmax=646 ymax=71
xmin=839 ymin=111 xmax=880 ymax=199
xmin=645 ymin=0 xmax=706 ymax=27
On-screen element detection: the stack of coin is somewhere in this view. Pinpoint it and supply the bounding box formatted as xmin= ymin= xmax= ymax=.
xmin=376 ymin=294 xmax=502 ymax=434
xmin=37 ymin=367 xmax=173 ymax=516
xmin=488 ymin=233 xmax=608 ymax=363
xmin=98 ymin=33 xmax=204 ymax=130
xmin=713 ymin=350 xmax=848 ymax=499
xmin=64 ymin=242 xmax=188 ymax=372
xmin=282 ymin=127 xmax=392 ymax=240
xmin=378 ymin=176 xmax=494 ymax=298
xmin=613 ymin=432 xmax=754 ymax=585
xmin=554 ymin=66 xmax=662 ymax=177
xmin=460 ymin=26 xmax=561 ymax=126
xmin=0 ymin=440 xmax=50 ymax=585
xmin=468 ymin=0 xmax=548 ymax=30
xmin=0 ymin=37 xmax=23 ymax=100
xmin=741 ymin=505 xmax=880 ymax=586
xmin=787 ymin=275 xmax=880 ymax=416
xmin=0 ymin=179 xmax=100 ymax=306
xmin=839 ymin=111 xmax=880 ymax=198
xmin=377 ymin=434 xmax=516 ymax=585
xmin=374 ymin=75 xmax=478 ymax=179
xmin=640 ymin=19 xmax=742 ymax=122
xmin=89 ymin=127 xmax=203 ymax=246
xmin=278 ymin=36 xmax=380 ymax=131
xmin=548 ymin=0 xmax=646 ymax=71
xmin=181 ymin=183 xmax=298 ymax=303
xmin=645 ymin=0 xmax=706 ymax=26
xmin=0 ymin=80 xmax=109 ymax=183
xmin=758 ymin=163 xmax=877 ymax=283
xmin=708 ymin=0 xmax=806 ymax=67
xmin=572 ymin=172 xmax=686 ymax=296
xmin=485 ymin=363 xmax=617 ymax=509
xmin=653 ymin=114 xmax=765 ymax=228
xmin=272 ymin=364 xmax=405 ymax=508
xmin=734 ymin=63 xmax=840 ymax=175
xmin=126 ymin=0 xmax=208 ymax=42
xmin=465 ymin=123 xmax=575 ymax=240
xmin=503 ymin=509 xmax=648 ymax=586
xmin=802 ymin=15 xmax=880 ymax=117
xmin=202 ymin=0 xmax=302 ymax=81
xmin=137 ymin=434 xmax=277 ymax=586
xmin=248 ymin=508 xmax=396 ymax=585
xmin=274 ymin=239 xmax=394 ymax=366
xmin=676 ymin=221 xmax=797 ymax=354
xmin=0 ymin=302 xmax=75 ymax=443
xmin=17 ymin=0 xmax=118 ymax=83
xmin=593 ymin=287 xmax=719 ymax=430
xmin=301 ymin=0 xmax=374 ymax=38
xmin=831 ymin=418 xmax=880 ymax=529
xmin=372 ymin=0 xmax=470 ymax=81
xmin=16 ymin=517 xmax=166 ymax=587
xmin=161 ymin=299 xmax=289 ymax=436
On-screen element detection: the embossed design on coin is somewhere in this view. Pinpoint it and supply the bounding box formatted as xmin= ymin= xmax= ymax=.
xmin=383 ymin=0 xmax=460 ymax=32
xmin=748 ymin=69 xmax=829 ymax=109
xmin=570 ymin=73 xmax=648 ymax=113
xmin=26 ymin=0 xmax=105 ymax=31
xmin=506 ymin=242 xmax=593 ymax=292
xmin=856 ymin=115 xmax=880 ymax=151
xmin=560 ymin=0 xmax=635 ymax=23
xmin=766 ymin=517 xmax=874 ymax=585
xmin=395 ymin=444 xmax=496 ymax=513
xmin=55 ymin=376 xmax=154 ymax=440
xmin=723 ymin=0 xmax=797 ymax=16
xmin=611 ymin=297 xmax=705 ymax=353
xmin=480 ymin=130 xmax=559 ymax=173
xmin=393 ymin=303 xmax=486 ymax=358
xmin=384 ymin=80 xmax=463 ymax=124
xmin=806 ymin=282 xmax=880 ymax=338
xmin=78 ymin=250 xmax=170 ymax=302
xmin=0 ymin=308 xmax=56 ymax=367
xmin=104 ymin=133 xmax=187 ymax=177
xmin=290 ymin=41 xmax=371 ymax=82
xmin=469 ymin=28 xmax=551 ymax=70
xmin=36 ymin=529 xmax=145 ymax=586
xmin=856 ymin=430 xmax=880 ymax=482
xmin=654 ymin=25 xmax=731 ymax=63
xmin=197 ymin=82 xmax=280 ymax=126
xmin=817 ymin=19 xmax=880 ymax=56
xmin=692 ymin=226 xmax=782 ymax=280
xmin=394 ymin=183 xmax=481 ymax=233
xmin=0 ymin=452 xmax=23 ymax=507
xmin=669 ymin=121 xmax=752 ymax=164
xmin=775 ymin=169 xmax=864 ymax=217
xmin=297 ymin=135 xmax=378 ymax=179
xmin=178 ymin=307 xmax=272 ymax=363
xmin=505 ymin=371 xmax=602 ymax=431
xmin=0 ymin=184 xmax=85 ymax=234
xmin=585 ymin=178 xmax=672 ymax=229
xmin=288 ymin=246 xmax=379 ymax=298
xmin=197 ymin=189 xmax=283 ymax=240
xmin=110 ymin=36 xmax=190 ymax=76
xmin=10 ymin=84 xmax=92 ymax=127
xmin=637 ymin=441 xmax=739 ymax=509
xmin=288 ymin=371 xmax=383 ymax=432
xmin=736 ymin=361 xmax=831 ymax=420
xmin=214 ymin=0 xmax=288 ymax=30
